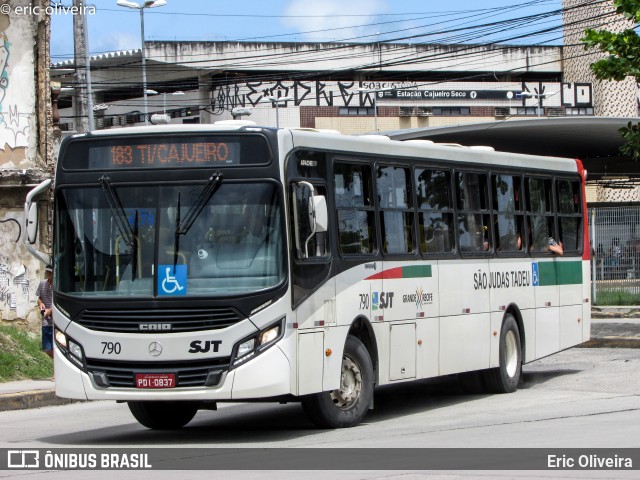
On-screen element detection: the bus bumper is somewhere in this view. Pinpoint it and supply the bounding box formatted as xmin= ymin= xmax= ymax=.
xmin=54 ymin=343 xmax=292 ymax=402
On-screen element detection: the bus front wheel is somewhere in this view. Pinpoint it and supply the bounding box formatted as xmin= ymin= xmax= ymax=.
xmin=301 ymin=335 xmax=373 ymax=428
xmin=127 ymin=401 xmax=199 ymax=429
xmin=484 ymin=314 xmax=522 ymax=393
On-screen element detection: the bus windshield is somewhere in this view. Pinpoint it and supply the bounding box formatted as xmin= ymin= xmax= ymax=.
xmin=55 ymin=181 xmax=285 ymax=297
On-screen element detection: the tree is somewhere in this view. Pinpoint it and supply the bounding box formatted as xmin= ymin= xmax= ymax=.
xmin=582 ymin=0 xmax=640 ymax=160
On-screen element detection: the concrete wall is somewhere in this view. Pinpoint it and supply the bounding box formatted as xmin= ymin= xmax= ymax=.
xmin=0 ymin=0 xmax=51 ymax=331
xmin=147 ymin=41 xmax=563 ymax=74
xmin=562 ymin=0 xmax=637 ymax=117
xmin=562 ymin=0 xmax=639 ymax=203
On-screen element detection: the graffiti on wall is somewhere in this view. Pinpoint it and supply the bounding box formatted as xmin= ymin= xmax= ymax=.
xmin=0 ymin=217 xmax=20 ymax=243
xmin=210 ymin=79 xmax=593 ymax=114
xmin=0 ymin=256 xmax=29 ymax=313
xmin=210 ymin=80 xmax=370 ymax=114
xmin=0 ymin=217 xmax=27 ymax=313
xmin=0 ymin=28 xmax=33 ymax=152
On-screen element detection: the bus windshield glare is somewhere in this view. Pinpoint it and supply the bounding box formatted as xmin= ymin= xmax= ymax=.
xmin=54 ymin=181 xmax=284 ymax=297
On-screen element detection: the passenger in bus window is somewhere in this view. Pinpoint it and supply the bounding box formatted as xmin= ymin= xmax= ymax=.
xmin=482 ymin=225 xmax=490 ymax=251
xmin=527 ymin=218 xmax=562 ymax=255
xmin=547 ymin=237 xmax=564 ymax=256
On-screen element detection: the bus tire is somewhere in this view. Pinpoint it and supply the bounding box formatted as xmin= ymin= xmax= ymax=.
xmin=484 ymin=314 xmax=522 ymax=393
xmin=127 ymin=401 xmax=199 ymax=429
xmin=301 ymin=335 xmax=373 ymax=429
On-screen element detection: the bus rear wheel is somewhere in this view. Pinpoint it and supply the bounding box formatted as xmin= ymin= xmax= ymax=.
xmin=127 ymin=401 xmax=199 ymax=429
xmin=301 ymin=335 xmax=373 ymax=428
xmin=484 ymin=314 xmax=522 ymax=393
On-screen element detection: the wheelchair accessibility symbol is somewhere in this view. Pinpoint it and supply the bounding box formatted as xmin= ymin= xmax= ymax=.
xmin=532 ymin=262 xmax=540 ymax=286
xmin=158 ymin=265 xmax=187 ymax=296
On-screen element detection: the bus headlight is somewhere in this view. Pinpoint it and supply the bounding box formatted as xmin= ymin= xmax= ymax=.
xmin=236 ymin=338 xmax=257 ymax=360
xmin=54 ymin=329 xmax=67 ymax=349
xmin=231 ymin=318 xmax=284 ymax=369
xmin=54 ymin=328 xmax=86 ymax=370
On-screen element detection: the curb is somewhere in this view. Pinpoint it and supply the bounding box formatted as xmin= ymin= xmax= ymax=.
xmin=578 ymin=337 xmax=640 ymax=349
xmin=0 ymin=390 xmax=78 ymax=412
xmin=591 ymin=309 xmax=640 ymax=319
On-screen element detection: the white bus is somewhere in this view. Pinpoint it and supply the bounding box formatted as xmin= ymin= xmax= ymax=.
xmin=25 ymin=123 xmax=590 ymax=429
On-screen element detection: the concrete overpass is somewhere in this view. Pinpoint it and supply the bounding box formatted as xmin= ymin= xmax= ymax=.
xmin=385 ymin=116 xmax=640 ymax=182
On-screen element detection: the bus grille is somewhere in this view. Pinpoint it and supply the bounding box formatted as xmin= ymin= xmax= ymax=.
xmin=75 ymin=307 xmax=244 ymax=333
xmin=85 ymin=357 xmax=230 ymax=388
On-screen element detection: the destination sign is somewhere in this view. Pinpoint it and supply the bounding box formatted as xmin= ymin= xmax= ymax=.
xmin=61 ymin=135 xmax=271 ymax=170
xmin=108 ymin=142 xmax=236 ymax=167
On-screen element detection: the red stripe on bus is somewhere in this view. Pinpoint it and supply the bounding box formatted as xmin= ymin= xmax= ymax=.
xmin=365 ymin=267 xmax=403 ymax=280
xmin=575 ymin=158 xmax=591 ymax=261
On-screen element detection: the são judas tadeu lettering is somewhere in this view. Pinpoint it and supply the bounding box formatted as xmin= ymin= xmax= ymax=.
xmin=473 ymin=269 xmax=531 ymax=290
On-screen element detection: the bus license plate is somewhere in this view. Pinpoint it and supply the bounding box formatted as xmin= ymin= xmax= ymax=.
xmin=135 ymin=373 xmax=176 ymax=389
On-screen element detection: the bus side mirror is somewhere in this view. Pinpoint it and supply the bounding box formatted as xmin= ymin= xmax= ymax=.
xmin=309 ymin=195 xmax=328 ymax=233
xmin=26 ymin=202 xmax=39 ymax=244
xmin=293 ymin=181 xmax=328 ymax=259
xmin=24 ymin=179 xmax=52 ymax=265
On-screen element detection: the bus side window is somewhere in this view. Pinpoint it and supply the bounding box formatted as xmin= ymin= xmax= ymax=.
xmin=334 ymin=162 xmax=376 ymax=256
xmin=556 ymin=179 xmax=582 ymax=253
xmin=456 ymin=171 xmax=491 ymax=253
xmin=526 ymin=177 xmax=556 ymax=253
xmin=416 ymin=168 xmax=455 ymax=254
xmin=377 ymin=165 xmax=414 ymax=255
xmin=492 ymin=174 xmax=524 ymax=253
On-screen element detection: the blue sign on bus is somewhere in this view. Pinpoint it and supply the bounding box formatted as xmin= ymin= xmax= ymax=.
xmin=158 ymin=265 xmax=187 ymax=296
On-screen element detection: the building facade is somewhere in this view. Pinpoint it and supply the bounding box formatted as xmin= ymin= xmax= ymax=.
xmin=0 ymin=0 xmax=52 ymax=330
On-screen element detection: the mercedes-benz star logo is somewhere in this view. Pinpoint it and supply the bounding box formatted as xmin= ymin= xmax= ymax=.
xmin=148 ymin=342 xmax=163 ymax=357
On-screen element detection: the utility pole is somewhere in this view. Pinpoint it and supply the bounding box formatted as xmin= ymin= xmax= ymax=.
xmin=73 ymin=0 xmax=94 ymax=132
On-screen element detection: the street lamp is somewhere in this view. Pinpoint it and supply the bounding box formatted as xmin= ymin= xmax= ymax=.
xmin=163 ymin=91 xmax=184 ymax=114
xmin=146 ymin=90 xmax=184 ymax=123
xmin=355 ymin=87 xmax=392 ymax=132
xmin=116 ymin=0 xmax=167 ymax=125
xmin=231 ymin=106 xmax=253 ymax=119
xmin=266 ymin=95 xmax=293 ymax=128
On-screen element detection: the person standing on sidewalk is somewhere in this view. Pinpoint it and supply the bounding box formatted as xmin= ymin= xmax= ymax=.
xmin=36 ymin=265 xmax=54 ymax=358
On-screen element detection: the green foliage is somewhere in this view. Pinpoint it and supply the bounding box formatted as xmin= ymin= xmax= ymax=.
xmin=583 ymin=28 xmax=640 ymax=81
xmin=0 ymin=324 xmax=53 ymax=382
xmin=614 ymin=0 xmax=640 ymax=22
xmin=581 ymin=0 xmax=640 ymax=160
xmin=619 ymin=122 xmax=640 ymax=160
xmin=594 ymin=289 xmax=640 ymax=306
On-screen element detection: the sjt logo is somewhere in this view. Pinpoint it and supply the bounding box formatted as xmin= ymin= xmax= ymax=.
xmin=189 ymin=340 xmax=222 ymax=354
xmin=372 ymin=291 xmax=394 ymax=310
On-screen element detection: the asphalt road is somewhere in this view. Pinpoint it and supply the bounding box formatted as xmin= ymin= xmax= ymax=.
xmin=1 ymin=347 xmax=639 ymax=479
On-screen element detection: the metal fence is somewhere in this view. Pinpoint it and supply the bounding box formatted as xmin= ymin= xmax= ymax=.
xmin=589 ymin=206 xmax=640 ymax=305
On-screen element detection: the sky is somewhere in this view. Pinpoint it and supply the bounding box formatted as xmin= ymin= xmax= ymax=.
xmin=50 ymin=0 xmax=565 ymax=62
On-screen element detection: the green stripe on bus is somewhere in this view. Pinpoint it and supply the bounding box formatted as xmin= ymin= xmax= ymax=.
xmin=402 ymin=265 xmax=432 ymax=278
xmin=538 ymin=261 xmax=582 ymax=286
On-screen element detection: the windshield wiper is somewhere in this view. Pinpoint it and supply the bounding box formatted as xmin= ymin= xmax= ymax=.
xmin=99 ymin=176 xmax=140 ymax=282
xmin=99 ymin=175 xmax=134 ymax=248
xmin=132 ymin=210 xmax=139 ymax=281
xmin=177 ymin=172 xmax=223 ymax=235
xmin=173 ymin=172 xmax=223 ymax=269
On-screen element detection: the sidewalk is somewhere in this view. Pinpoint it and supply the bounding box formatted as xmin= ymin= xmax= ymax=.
xmin=1 ymin=309 xmax=639 ymax=412
xmin=0 ymin=379 xmax=67 ymax=411
xmin=584 ymin=306 xmax=640 ymax=348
